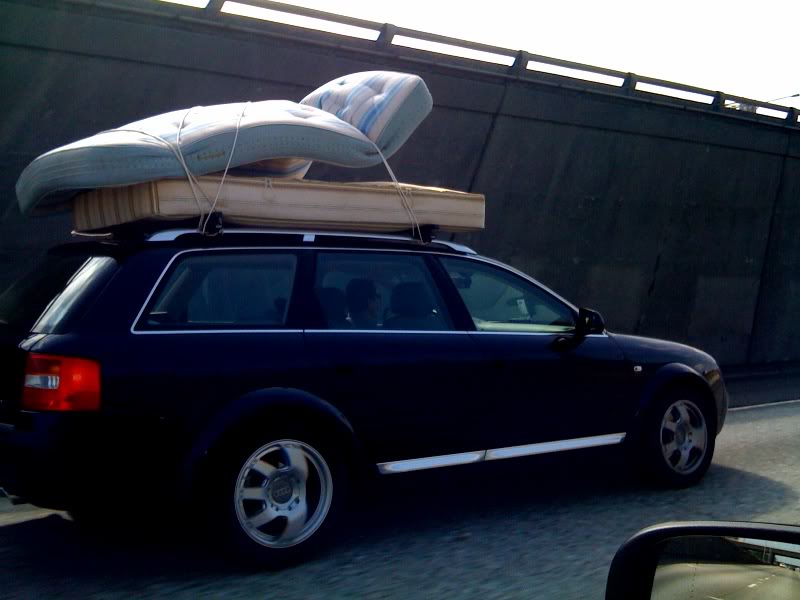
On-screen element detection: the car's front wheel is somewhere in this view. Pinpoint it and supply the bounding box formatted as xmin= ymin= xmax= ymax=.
xmin=639 ymin=390 xmax=716 ymax=488
xmin=211 ymin=428 xmax=346 ymax=566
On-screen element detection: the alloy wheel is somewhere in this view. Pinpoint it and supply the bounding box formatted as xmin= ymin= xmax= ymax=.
xmin=659 ymin=399 xmax=708 ymax=475
xmin=234 ymin=439 xmax=333 ymax=548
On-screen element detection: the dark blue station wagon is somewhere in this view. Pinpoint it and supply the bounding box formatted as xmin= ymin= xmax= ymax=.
xmin=0 ymin=228 xmax=728 ymax=563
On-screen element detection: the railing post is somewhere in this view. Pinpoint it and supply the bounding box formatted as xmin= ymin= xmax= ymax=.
xmin=377 ymin=23 xmax=396 ymax=47
xmin=511 ymin=50 xmax=530 ymax=76
xmin=205 ymin=0 xmax=226 ymax=12
xmin=786 ymin=107 xmax=798 ymax=125
xmin=712 ymin=92 xmax=726 ymax=111
xmin=622 ymin=73 xmax=637 ymax=95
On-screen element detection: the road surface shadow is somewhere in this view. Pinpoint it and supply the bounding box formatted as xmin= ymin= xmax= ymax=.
xmin=353 ymin=449 xmax=798 ymax=543
xmin=0 ymin=450 xmax=795 ymax=591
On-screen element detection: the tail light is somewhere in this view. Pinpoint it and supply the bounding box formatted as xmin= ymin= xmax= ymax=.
xmin=22 ymin=353 xmax=101 ymax=412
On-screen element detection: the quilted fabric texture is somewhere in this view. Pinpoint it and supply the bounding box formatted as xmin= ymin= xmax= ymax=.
xmin=16 ymin=71 xmax=433 ymax=215
xmin=17 ymin=101 xmax=371 ymax=214
xmin=301 ymin=71 xmax=432 ymax=158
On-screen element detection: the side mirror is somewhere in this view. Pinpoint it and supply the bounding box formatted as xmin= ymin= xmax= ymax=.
xmin=606 ymin=521 xmax=800 ymax=600
xmin=576 ymin=307 xmax=605 ymax=336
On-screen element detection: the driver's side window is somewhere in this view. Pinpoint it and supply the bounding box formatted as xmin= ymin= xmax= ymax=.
xmin=440 ymin=257 xmax=575 ymax=333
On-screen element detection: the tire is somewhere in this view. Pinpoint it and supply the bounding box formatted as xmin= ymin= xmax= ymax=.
xmin=638 ymin=388 xmax=716 ymax=488
xmin=207 ymin=425 xmax=347 ymax=567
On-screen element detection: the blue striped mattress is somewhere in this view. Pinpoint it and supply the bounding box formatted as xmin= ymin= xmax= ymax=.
xmin=16 ymin=71 xmax=432 ymax=215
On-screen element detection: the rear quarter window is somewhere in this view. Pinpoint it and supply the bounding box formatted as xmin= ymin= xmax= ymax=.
xmin=0 ymin=254 xmax=117 ymax=334
xmin=136 ymin=251 xmax=299 ymax=331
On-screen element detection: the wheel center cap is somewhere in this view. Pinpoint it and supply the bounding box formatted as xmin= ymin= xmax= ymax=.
xmin=675 ymin=427 xmax=687 ymax=446
xmin=270 ymin=477 xmax=294 ymax=504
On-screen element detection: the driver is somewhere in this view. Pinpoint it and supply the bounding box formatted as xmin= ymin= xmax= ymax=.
xmin=345 ymin=278 xmax=381 ymax=329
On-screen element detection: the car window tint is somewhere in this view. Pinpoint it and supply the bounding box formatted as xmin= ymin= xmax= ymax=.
xmin=32 ymin=256 xmax=118 ymax=334
xmin=440 ymin=257 xmax=574 ymax=333
xmin=314 ymin=252 xmax=452 ymax=331
xmin=0 ymin=254 xmax=113 ymax=334
xmin=140 ymin=252 xmax=297 ymax=330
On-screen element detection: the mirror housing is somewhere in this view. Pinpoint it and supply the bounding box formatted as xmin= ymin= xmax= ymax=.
xmin=576 ymin=307 xmax=605 ymax=336
xmin=605 ymin=521 xmax=800 ymax=600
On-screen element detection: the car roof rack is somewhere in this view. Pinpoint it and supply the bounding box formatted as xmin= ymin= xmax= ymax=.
xmin=145 ymin=226 xmax=477 ymax=255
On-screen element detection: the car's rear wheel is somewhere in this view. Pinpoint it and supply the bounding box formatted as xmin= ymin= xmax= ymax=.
xmin=210 ymin=428 xmax=346 ymax=566
xmin=639 ymin=390 xmax=715 ymax=487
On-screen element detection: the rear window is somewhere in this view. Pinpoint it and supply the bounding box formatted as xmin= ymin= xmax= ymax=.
xmin=0 ymin=254 xmax=117 ymax=334
xmin=137 ymin=251 xmax=298 ymax=331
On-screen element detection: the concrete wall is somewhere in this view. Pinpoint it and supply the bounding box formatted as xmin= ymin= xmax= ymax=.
xmin=1 ymin=1 xmax=798 ymax=366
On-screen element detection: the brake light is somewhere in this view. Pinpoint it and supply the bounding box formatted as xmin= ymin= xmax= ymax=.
xmin=22 ymin=353 xmax=101 ymax=412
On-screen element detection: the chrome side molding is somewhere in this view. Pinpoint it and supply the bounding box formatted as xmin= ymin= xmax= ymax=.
xmin=485 ymin=433 xmax=626 ymax=461
xmin=377 ymin=432 xmax=626 ymax=474
xmin=377 ymin=451 xmax=486 ymax=474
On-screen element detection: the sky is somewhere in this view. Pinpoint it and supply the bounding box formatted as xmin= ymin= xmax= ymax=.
xmin=280 ymin=0 xmax=800 ymax=109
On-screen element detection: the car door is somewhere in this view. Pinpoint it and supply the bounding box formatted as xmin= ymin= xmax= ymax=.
xmin=113 ymin=249 xmax=310 ymax=440
xmin=437 ymin=256 xmax=631 ymax=452
xmin=301 ymin=250 xmax=487 ymax=467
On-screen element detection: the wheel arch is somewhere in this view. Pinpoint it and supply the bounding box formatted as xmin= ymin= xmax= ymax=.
xmin=179 ymin=387 xmax=370 ymax=494
xmin=631 ymin=363 xmax=718 ymax=440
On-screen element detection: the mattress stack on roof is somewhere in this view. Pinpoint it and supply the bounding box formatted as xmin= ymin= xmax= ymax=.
xmin=73 ymin=177 xmax=485 ymax=233
xmin=16 ymin=71 xmax=485 ymax=235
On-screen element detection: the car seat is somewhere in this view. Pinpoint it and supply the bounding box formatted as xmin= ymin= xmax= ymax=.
xmin=383 ymin=282 xmax=443 ymax=330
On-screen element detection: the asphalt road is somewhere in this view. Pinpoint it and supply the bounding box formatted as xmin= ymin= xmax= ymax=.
xmin=652 ymin=562 xmax=800 ymax=600
xmin=2 ymin=401 xmax=799 ymax=600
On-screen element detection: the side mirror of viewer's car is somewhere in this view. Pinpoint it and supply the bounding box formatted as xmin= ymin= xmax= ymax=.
xmin=605 ymin=521 xmax=800 ymax=600
xmin=576 ymin=307 xmax=605 ymax=336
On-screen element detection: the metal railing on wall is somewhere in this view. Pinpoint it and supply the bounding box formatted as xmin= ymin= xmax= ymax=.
xmin=66 ymin=0 xmax=800 ymax=127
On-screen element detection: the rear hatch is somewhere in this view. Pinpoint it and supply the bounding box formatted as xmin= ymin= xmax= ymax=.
xmin=0 ymin=250 xmax=119 ymax=422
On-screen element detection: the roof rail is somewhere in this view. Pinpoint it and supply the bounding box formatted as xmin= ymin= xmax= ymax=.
xmin=145 ymin=228 xmax=477 ymax=254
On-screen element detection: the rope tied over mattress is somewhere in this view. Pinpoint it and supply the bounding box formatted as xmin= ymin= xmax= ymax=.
xmin=109 ymin=101 xmax=251 ymax=235
xmin=108 ymin=104 xmax=422 ymax=239
xmin=371 ymin=142 xmax=423 ymax=242
xmin=196 ymin=102 xmax=250 ymax=234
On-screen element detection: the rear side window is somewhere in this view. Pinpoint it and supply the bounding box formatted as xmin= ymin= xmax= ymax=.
xmin=137 ymin=252 xmax=298 ymax=331
xmin=0 ymin=254 xmax=117 ymax=334
xmin=313 ymin=252 xmax=452 ymax=331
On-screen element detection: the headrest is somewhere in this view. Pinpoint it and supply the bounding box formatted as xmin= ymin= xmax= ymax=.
xmin=346 ymin=278 xmax=378 ymax=313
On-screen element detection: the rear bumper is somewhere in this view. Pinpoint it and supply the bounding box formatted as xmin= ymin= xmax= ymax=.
xmin=0 ymin=412 xmax=102 ymax=509
xmin=0 ymin=411 xmax=177 ymax=510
